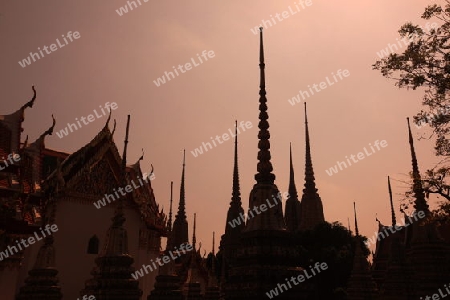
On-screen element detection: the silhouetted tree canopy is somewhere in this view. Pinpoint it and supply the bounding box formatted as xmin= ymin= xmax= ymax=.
xmin=373 ymin=2 xmax=450 ymax=210
xmin=293 ymin=221 xmax=370 ymax=298
xmin=373 ymin=2 xmax=450 ymax=156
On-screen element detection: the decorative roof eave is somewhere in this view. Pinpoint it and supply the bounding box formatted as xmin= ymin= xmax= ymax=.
xmin=46 ymin=116 xmax=121 ymax=188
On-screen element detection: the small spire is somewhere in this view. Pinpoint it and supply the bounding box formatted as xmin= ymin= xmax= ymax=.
xmin=192 ymin=213 xmax=197 ymax=250
xmin=121 ymin=115 xmax=130 ymax=172
xmin=354 ymin=202 xmax=359 ymax=237
xmin=348 ymin=217 xmax=351 ymax=232
xmin=288 ymin=143 xmax=298 ymax=199
xmin=178 ymin=150 xmax=187 ymax=219
xmin=407 ymin=118 xmax=429 ymax=214
xmin=232 ymin=120 xmax=241 ymax=205
xmin=254 ymin=27 xmax=275 ymax=184
xmin=168 ymin=181 xmax=173 ymax=231
xmin=388 ymin=176 xmax=396 ymax=227
xmin=212 ymin=231 xmax=215 ymax=255
xmin=303 ymin=102 xmax=317 ymax=193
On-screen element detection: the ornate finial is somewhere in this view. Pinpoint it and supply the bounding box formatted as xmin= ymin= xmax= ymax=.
xmin=407 ymin=118 xmax=429 ymax=214
xmin=388 ymin=176 xmax=396 ymax=226
xmin=254 ymin=26 xmax=275 ymax=184
xmin=232 ymin=120 xmax=241 ymax=205
xmin=41 ymin=114 xmax=56 ymax=138
xmin=289 ymin=143 xmax=298 ymax=198
xmin=354 ymin=202 xmax=359 ymax=236
xmin=20 ymin=86 xmax=36 ymax=111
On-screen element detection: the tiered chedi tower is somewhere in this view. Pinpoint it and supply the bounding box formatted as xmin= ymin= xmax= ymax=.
xmin=223 ymin=28 xmax=311 ymax=300
xmin=404 ymin=118 xmax=450 ymax=298
xmin=219 ymin=121 xmax=245 ymax=284
xmin=298 ymin=102 xmax=324 ymax=230
xmin=172 ymin=151 xmax=189 ymax=249
xmin=80 ymin=115 xmax=142 ymax=300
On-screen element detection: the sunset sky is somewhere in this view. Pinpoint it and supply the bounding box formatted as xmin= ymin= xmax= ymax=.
xmin=1 ymin=0 xmax=446 ymax=255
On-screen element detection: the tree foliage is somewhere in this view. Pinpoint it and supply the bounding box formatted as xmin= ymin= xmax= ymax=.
xmin=373 ymin=2 xmax=450 ymax=211
xmin=293 ymin=221 xmax=369 ymax=298
xmin=373 ymin=1 xmax=450 ymax=156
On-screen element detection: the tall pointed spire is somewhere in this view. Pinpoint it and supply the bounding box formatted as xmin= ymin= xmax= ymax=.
xmin=224 ymin=122 xmax=245 ymax=235
xmin=172 ymin=150 xmax=189 ymax=248
xmin=232 ymin=121 xmax=241 ymax=205
xmin=289 ymin=143 xmax=298 ymax=199
xmin=245 ymin=28 xmax=285 ymax=232
xmin=303 ymin=102 xmax=317 ymax=193
xmin=179 ymin=150 xmax=187 ymax=219
xmin=388 ymin=176 xmax=396 ymax=227
xmin=254 ymin=27 xmax=275 ymax=184
xmin=407 ymin=118 xmax=429 ymax=214
xmin=299 ymin=103 xmax=324 ymax=230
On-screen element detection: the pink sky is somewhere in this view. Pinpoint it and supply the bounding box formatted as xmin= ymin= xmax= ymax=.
xmin=1 ymin=0 xmax=445 ymax=254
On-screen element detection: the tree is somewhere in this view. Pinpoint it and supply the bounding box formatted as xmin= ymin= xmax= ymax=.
xmin=293 ymin=222 xmax=368 ymax=298
xmin=373 ymin=1 xmax=450 ymax=156
xmin=373 ymin=1 xmax=450 ymax=209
